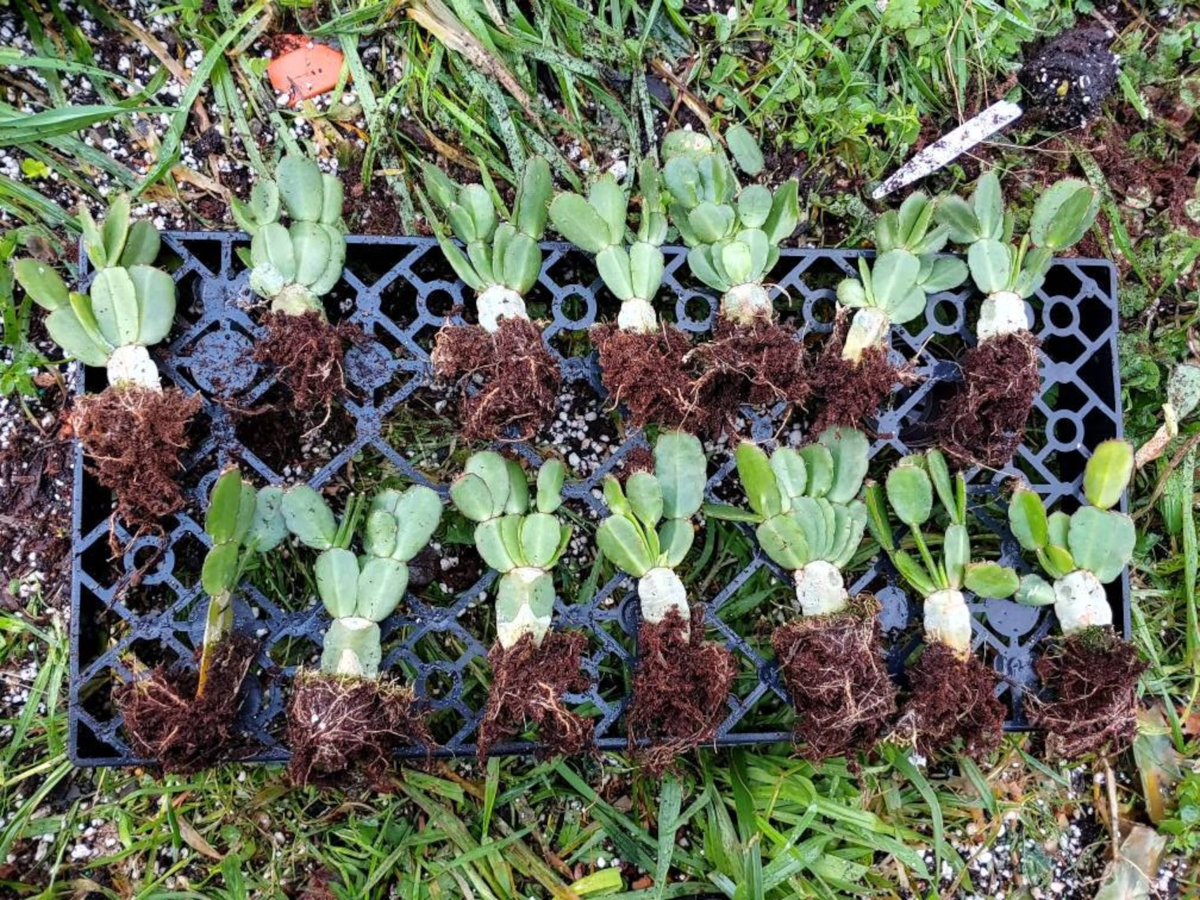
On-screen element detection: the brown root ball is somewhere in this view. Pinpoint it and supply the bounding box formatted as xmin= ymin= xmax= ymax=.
xmin=809 ymin=318 xmax=899 ymax=434
xmin=771 ymin=595 xmax=897 ymax=760
xmin=897 ymin=643 xmax=1005 ymax=760
xmin=1026 ymin=628 xmax=1144 ymax=759
xmin=938 ymin=330 xmax=1041 ymax=469
xmin=116 ymin=634 xmax=257 ymax=774
xmin=592 ymin=323 xmax=698 ymax=430
xmin=72 ymin=384 xmax=201 ymax=528
xmin=688 ymin=316 xmax=811 ymax=437
xmin=255 ymin=310 xmax=361 ymax=411
xmin=478 ymin=631 xmax=594 ymax=761
xmin=287 ymin=672 xmax=430 ymax=787
xmin=627 ymin=606 xmax=737 ymax=775
xmin=431 ymin=317 xmax=561 ymax=442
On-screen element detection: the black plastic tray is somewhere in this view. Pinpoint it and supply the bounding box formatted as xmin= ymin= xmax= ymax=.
xmin=69 ymin=234 xmax=1125 ymax=766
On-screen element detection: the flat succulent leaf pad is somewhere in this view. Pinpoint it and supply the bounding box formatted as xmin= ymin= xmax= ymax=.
xmin=70 ymin=235 xmax=1125 ymax=765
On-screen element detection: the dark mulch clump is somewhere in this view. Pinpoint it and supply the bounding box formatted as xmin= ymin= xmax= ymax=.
xmin=689 ymin=317 xmax=810 ymax=437
xmin=627 ymin=606 xmax=737 ymax=775
xmin=939 ymin=330 xmax=1041 ymax=469
xmin=431 ymin=317 xmax=561 ymax=442
xmin=73 ymin=385 xmax=201 ymax=528
xmin=287 ymin=672 xmax=431 ymax=787
xmin=1026 ymin=628 xmax=1145 ymax=759
xmin=116 ymin=633 xmax=257 ymax=774
xmin=478 ymin=631 xmax=594 ymax=761
xmin=1019 ymin=27 xmax=1119 ymax=130
xmin=772 ymin=595 xmax=897 ymax=760
xmin=592 ymin=323 xmax=697 ymax=429
xmin=255 ymin=310 xmax=361 ymax=411
xmin=897 ymin=642 xmax=1005 ymax=760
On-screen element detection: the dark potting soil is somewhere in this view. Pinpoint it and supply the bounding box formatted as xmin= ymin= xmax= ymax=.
xmin=809 ymin=320 xmax=899 ymax=434
xmin=1019 ymin=27 xmax=1119 ymax=130
xmin=1026 ymin=627 xmax=1145 ymax=760
xmin=72 ymin=385 xmax=202 ymax=528
xmin=286 ymin=671 xmax=431 ymax=787
xmin=115 ymin=633 xmax=257 ymax=774
xmin=898 ymin=642 xmax=1005 ymax=760
xmin=254 ymin=310 xmax=363 ymax=411
xmin=689 ymin=317 xmax=811 ymax=438
xmin=627 ymin=606 xmax=737 ymax=775
xmin=771 ymin=595 xmax=897 ymax=761
xmin=430 ymin=316 xmax=561 ymax=442
xmin=939 ymin=330 xmax=1041 ymax=469
xmin=591 ymin=323 xmax=697 ymax=430
xmin=477 ymin=631 xmax=594 ymax=761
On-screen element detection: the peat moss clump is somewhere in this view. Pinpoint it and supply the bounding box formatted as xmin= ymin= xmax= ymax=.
xmin=689 ymin=317 xmax=810 ymax=437
xmin=627 ymin=606 xmax=737 ymax=775
xmin=809 ymin=320 xmax=898 ymax=434
xmin=287 ymin=672 xmax=430 ymax=787
xmin=939 ymin=330 xmax=1041 ymax=468
xmin=772 ymin=596 xmax=896 ymax=761
xmin=591 ymin=323 xmax=697 ymax=430
xmin=255 ymin=310 xmax=362 ymax=411
xmin=899 ymin=643 xmax=1005 ymax=760
xmin=431 ymin=317 xmax=561 ymax=442
xmin=73 ymin=386 xmax=201 ymax=526
xmin=117 ymin=634 xmax=257 ymax=774
xmin=478 ymin=632 xmax=594 ymax=760
xmin=1027 ymin=627 xmax=1144 ymax=759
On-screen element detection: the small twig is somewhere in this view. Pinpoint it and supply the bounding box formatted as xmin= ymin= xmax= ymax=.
xmin=1132 ymin=432 xmax=1200 ymax=521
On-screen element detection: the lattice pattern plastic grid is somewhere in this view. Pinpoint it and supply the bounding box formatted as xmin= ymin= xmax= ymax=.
xmin=69 ymin=234 xmax=1125 ymax=765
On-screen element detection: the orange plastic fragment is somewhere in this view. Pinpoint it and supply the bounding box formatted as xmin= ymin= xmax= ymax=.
xmin=267 ymin=37 xmax=346 ymax=106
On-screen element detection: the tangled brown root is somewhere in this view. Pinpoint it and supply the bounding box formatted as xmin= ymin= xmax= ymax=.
xmin=478 ymin=631 xmax=594 ymax=761
xmin=771 ymin=596 xmax=897 ymax=760
xmin=73 ymin=385 xmax=201 ymax=528
xmin=287 ymin=671 xmax=431 ymax=787
xmin=688 ymin=317 xmax=810 ymax=437
xmin=938 ymin=330 xmax=1041 ymax=469
xmin=627 ymin=606 xmax=737 ymax=775
xmin=255 ymin=310 xmax=361 ymax=411
xmin=431 ymin=317 xmax=561 ymax=442
xmin=592 ymin=323 xmax=697 ymax=430
xmin=1026 ymin=628 xmax=1144 ymax=759
xmin=896 ymin=643 xmax=1005 ymax=760
xmin=116 ymin=634 xmax=257 ymax=774
xmin=809 ymin=317 xmax=899 ymax=433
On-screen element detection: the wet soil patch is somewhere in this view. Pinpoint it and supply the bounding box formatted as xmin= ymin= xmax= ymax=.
xmin=115 ymin=633 xmax=257 ymax=774
xmin=898 ymin=643 xmax=1005 ymax=760
xmin=431 ymin=317 xmax=561 ymax=442
xmin=1026 ymin=628 xmax=1145 ymax=759
xmin=771 ymin=595 xmax=897 ymax=761
xmin=592 ymin=323 xmax=697 ymax=430
xmin=939 ymin=330 xmax=1040 ymax=469
xmin=627 ymin=606 xmax=737 ymax=775
xmin=72 ymin=386 xmax=202 ymax=529
xmin=287 ymin=672 xmax=431 ymax=787
xmin=0 ymin=391 xmax=72 ymax=608
xmin=477 ymin=631 xmax=593 ymax=761
xmin=1018 ymin=27 xmax=1119 ymax=130
xmin=232 ymin=387 xmax=356 ymax=475
xmin=254 ymin=311 xmax=363 ymax=412
xmin=810 ymin=319 xmax=900 ymax=434
xmin=689 ymin=317 xmax=811 ymax=438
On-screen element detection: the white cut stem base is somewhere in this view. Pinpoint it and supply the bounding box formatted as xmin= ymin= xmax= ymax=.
xmin=1053 ymin=569 xmax=1113 ymax=635
xmin=638 ymin=567 xmax=690 ymax=638
xmin=923 ymin=589 xmax=972 ymax=659
xmin=720 ymin=283 xmax=773 ymax=325
xmin=478 ymin=285 xmax=529 ymax=334
xmin=841 ymin=308 xmax=890 ymax=364
xmin=617 ymin=297 xmax=657 ymax=333
xmin=794 ymin=561 xmax=849 ymax=617
xmin=107 ymin=345 xmax=162 ymax=391
xmin=976 ymin=291 xmax=1030 ymax=342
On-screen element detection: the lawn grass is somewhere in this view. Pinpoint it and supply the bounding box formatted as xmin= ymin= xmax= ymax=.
xmin=2 ymin=0 xmax=1199 ymax=896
